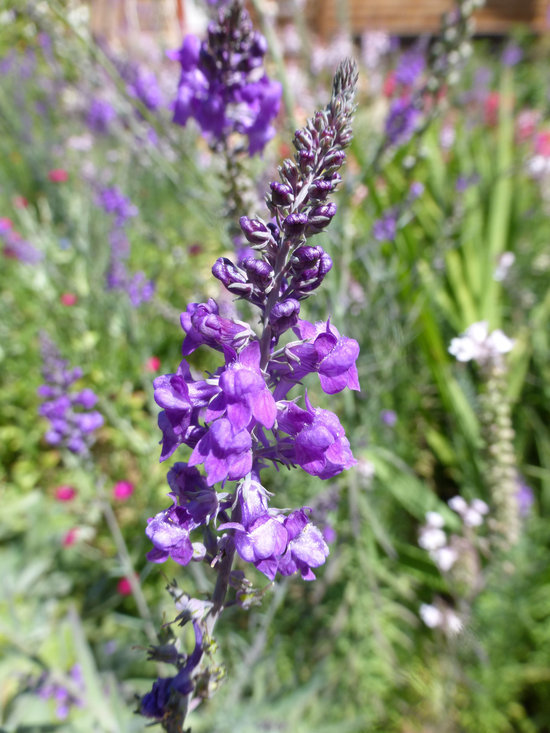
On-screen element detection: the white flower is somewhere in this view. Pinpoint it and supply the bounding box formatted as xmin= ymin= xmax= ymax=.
xmin=445 ymin=610 xmax=463 ymax=636
xmin=494 ymin=252 xmax=515 ymax=281
xmin=448 ymin=321 xmax=514 ymax=365
xmin=471 ymin=498 xmax=489 ymax=515
xmin=432 ymin=546 xmax=458 ymax=572
xmin=425 ymin=511 xmax=445 ymax=528
xmin=448 ymin=496 xmax=468 ymax=515
xmin=419 ymin=527 xmax=447 ymax=551
xmin=463 ymin=508 xmax=483 ymax=527
xmin=420 ymin=603 xmax=443 ymax=628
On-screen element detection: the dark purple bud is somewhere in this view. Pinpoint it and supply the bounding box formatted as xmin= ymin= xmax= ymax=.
xmin=322 ymin=149 xmax=346 ymax=173
xmin=309 ymin=179 xmax=333 ymax=201
xmin=269 ymin=182 xmax=294 ymax=206
xmin=240 ymin=216 xmax=272 ymax=245
xmin=269 ymin=299 xmax=300 ymax=335
xmin=291 ymin=245 xmax=323 ymax=270
xmin=212 ymin=257 xmax=253 ymax=296
xmin=307 ymin=203 xmax=337 ymax=233
xmin=295 ymin=252 xmax=333 ymax=295
xmin=294 ymin=127 xmax=314 ymax=150
xmin=283 ymin=212 xmax=308 ymax=237
xmin=338 ymin=125 xmax=353 ymax=146
xmin=242 ymin=256 xmax=274 ymax=289
xmin=298 ymin=149 xmax=315 ymax=171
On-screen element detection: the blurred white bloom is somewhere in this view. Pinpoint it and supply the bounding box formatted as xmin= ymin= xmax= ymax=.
xmin=361 ymin=31 xmax=391 ymax=70
xmin=471 ymin=498 xmax=489 ymax=515
xmin=433 ymin=546 xmax=458 ymax=572
xmin=420 ymin=603 xmax=443 ymax=628
xmin=448 ymin=321 xmax=514 ymax=365
xmin=494 ymin=251 xmax=515 ymax=281
xmin=448 ymin=495 xmax=468 ymax=515
xmin=463 ymin=508 xmax=483 ymax=527
xmin=425 ymin=511 xmax=445 ymax=528
xmin=419 ymin=526 xmax=446 ymax=551
xmin=67 ymin=134 xmax=93 ymax=152
xmin=357 ymin=457 xmax=375 ymax=484
xmin=440 ymin=124 xmax=456 ymax=150
xmin=527 ymin=155 xmax=550 ymax=178
xmin=445 ymin=610 xmax=463 ymax=635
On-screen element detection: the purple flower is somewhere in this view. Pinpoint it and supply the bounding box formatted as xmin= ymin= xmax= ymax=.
xmin=216 ymin=341 xmax=277 ymax=430
xmin=189 ymin=417 xmax=252 ymax=486
xmin=38 ymin=334 xmax=103 ymax=454
xmin=385 ymin=97 xmax=419 ymax=147
xmin=180 ymin=299 xmax=252 ymax=355
xmin=501 ymin=43 xmax=523 ymax=67
xmin=372 ymin=209 xmax=398 ymax=242
xmin=277 ymin=509 xmax=329 ymax=580
xmin=292 ymin=403 xmax=356 ymax=480
xmin=395 ymin=50 xmax=425 ymax=87
xmin=170 ymin=4 xmax=281 ymax=154
xmin=86 ymin=98 xmax=116 ymax=134
xmin=380 ymin=409 xmax=397 ymax=427
xmin=146 ymin=504 xmax=195 ymax=565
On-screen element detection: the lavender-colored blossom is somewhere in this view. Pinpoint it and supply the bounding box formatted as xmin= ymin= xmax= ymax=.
xmin=516 ymin=476 xmax=534 ymax=517
xmin=86 ymin=98 xmax=116 ymax=134
xmin=38 ymin=334 xmax=103 ymax=454
xmin=395 ymin=50 xmax=425 ymax=87
xmin=372 ymin=209 xmax=398 ymax=242
xmin=292 ymin=402 xmax=357 ymax=480
xmin=501 ymin=43 xmax=523 ymax=67
xmin=180 ymin=299 xmax=253 ymax=356
xmin=170 ymin=1 xmax=281 ymax=154
xmin=380 ymin=409 xmax=397 ymax=427
xmin=34 ymin=665 xmax=85 ymax=720
xmin=385 ymin=97 xmax=419 ymax=147
xmin=1 ymin=219 xmax=42 ymax=263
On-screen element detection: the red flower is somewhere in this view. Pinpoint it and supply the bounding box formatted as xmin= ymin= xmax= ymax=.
xmin=48 ymin=169 xmax=69 ymax=183
xmin=113 ymin=480 xmax=135 ymax=501
xmin=145 ymin=356 xmax=161 ymax=372
xmin=55 ymin=485 xmax=77 ymax=502
xmin=484 ymin=92 xmax=500 ymax=127
xmin=62 ymin=528 xmax=79 ymax=546
xmin=383 ymin=72 xmax=396 ymax=98
xmin=117 ymin=577 xmax=133 ymax=595
xmin=60 ymin=293 xmax=77 ymax=306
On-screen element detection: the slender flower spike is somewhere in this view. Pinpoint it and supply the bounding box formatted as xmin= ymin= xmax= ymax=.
xmin=142 ymin=60 xmax=358 ymax=729
xmin=170 ymin=0 xmax=281 ymax=154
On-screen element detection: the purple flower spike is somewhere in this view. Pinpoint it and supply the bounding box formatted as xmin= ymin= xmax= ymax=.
xmin=181 ymin=299 xmax=252 ymax=355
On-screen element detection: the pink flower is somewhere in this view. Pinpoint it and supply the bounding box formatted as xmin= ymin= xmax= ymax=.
xmin=13 ymin=195 xmax=28 ymax=208
xmin=60 ymin=293 xmax=77 ymax=306
xmin=55 ymin=485 xmax=76 ymax=502
xmin=48 ymin=169 xmax=69 ymax=183
xmin=117 ymin=577 xmax=133 ymax=595
xmin=62 ymin=528 xmax=79 ymax=546
xmin=535 ymin=131 xmax=550 ymax=157
xmin=145 ymin=356 xmax=161 ymax=372
xmin=0 ymin=217 xmax=13 ymax=229
xmin=113 ymin=481 xmax=135 ymax=501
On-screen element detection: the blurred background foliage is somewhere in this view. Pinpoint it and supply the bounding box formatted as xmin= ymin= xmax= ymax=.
xmin=1 ymin=1 xmax=550 ymax=731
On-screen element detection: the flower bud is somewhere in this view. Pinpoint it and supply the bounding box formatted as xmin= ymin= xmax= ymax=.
xmin=269 ymin=182 xmax=294 ymax=206
xmin=307 ymin=203 xmax=337 ymax=233
xmin=283 ymin=212 xmax=308 ymax=237
xmin=294 ymin=127 xmax=314 ymax=150
xmin=322 ymin=149 xmax=346 ymax=174
xmin=242 ymin=256 xmax=274 ymax=289
xmin=269 ymin=299 xmax=300 ymax=335
xmin=298 ymin=149 xmax=315 ymax=172
xmin=212 ymin=257 xmax=253 ymax=296
xmin=309 ymin=179 xmax=333 ymax=201
xmin=291 ymin=245 xmax=323 ymax=270
xmin=239 ymin=216 xmax=272 ymax=245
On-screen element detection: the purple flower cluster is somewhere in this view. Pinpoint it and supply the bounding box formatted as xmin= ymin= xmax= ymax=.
xmin=169 ymin=0 xmax=281 ymax=154
xmin=1 ymin=217 xmax=42 ymax=264
xmin=35 ymin=665 xmax=85 ymax=720
xmin=38 ymin=334 xmax=103 ymax=454
xmin=147 ymin=59 xmax=358 ymax=579
xmin=141 ymin=59 xmax=358 ymax=725
xmin=96 ymin=186 xmax=154 ymax=306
